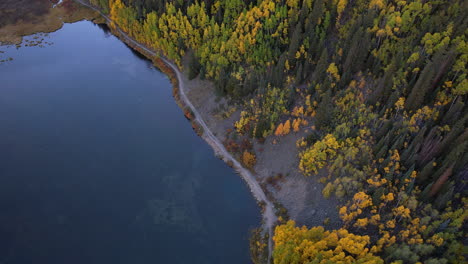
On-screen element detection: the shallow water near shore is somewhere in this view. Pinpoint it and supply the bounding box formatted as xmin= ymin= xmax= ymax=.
xmin=0 ymin=21 xmax=260 ymax=264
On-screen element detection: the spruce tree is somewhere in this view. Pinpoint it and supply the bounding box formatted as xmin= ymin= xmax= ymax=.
xmin=187 ymin=51 xmax=201 ymax=80
xmin=311 ymin=48 xmax=328 ymax=83
xmin=315 ymin=89 xmax=333 ymax=130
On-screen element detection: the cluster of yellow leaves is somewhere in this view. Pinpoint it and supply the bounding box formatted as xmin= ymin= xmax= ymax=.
xmin=354 ymin=218 xmax=369 ymax=228
xmin=381 ymin=192 xmax=395 ymax=202
xmin=367 ymin=174 xmax=388 ymax=187
xmin=400 ymin=218 xmax=426 ymax=245
xmin=393 ymin=205 xmax=411 ymax=219
xmin=352 ymin=192 xmax=373 ymax=209
xmin=440 ymin=197 xmax=468 ymax=229
xmin=407 ymin=52 xmax=420 ymax=63
xmin=326 ymin=62 xmax=341 ymax=81
xmin=394 ymin=97 xmax=405 ymax=111
xmin=295 ymin=44 xmax=308 ymax=59
xmin=371 ymin=231 xmax=396 ymax=253
xmin=299 ymin=134 xmax=341 ymax=175
xmin=427 ymin=234 xmax=444 ymax=247
xmin=296 ymin=137 xmax=307 ymax=148
xmin=421 ymin=24 xmax=453 ymax=55
xmin=235 ymin=111 xmax=250 ymax=133
xmin=435 ymin=82 xmax=453 ymax=106
xmin=305 ymin=95 xmax=315 ymax=114
xmin=385 ymin=219 xmax=396 ymax=229
xmin=291 ymin=106 xmax=304 ymax=117
xmin=273 ymin=220 xmax=384 ymax=264
xmin=242 ymin=150 xmax=256 ymax=169
xmin=407 ymin=106 xmax=439 ymax=132
xmin=369 ymin=0 xmax=385 ymax=10
xmin=339 ymin=192 xmax=373 ymax=223
xmin=336 ymin=0 xmax=348 ymax=23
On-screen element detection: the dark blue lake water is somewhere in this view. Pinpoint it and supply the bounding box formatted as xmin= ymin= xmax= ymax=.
xmin=0 ymin=21 xmax=260 ymax=264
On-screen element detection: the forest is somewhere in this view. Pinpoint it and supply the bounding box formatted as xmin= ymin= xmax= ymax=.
xmin=87 ymin=0 xmax=467 ymax=263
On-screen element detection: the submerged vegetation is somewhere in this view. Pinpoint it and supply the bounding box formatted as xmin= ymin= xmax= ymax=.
xmin=86 ymin=0 xmax=467 ymax=263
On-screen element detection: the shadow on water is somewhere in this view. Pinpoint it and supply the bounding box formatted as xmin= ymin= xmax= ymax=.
xmin=122 ymin=40 xmax=156 ymax=66
xmin=95 ymin=22 xmax=156 ymax=68
xmin=95 ymin=22 xmax=112 ymax=36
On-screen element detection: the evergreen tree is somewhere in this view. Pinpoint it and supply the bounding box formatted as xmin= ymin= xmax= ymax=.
xmin=315 ymin=89 xmax=333 ymax=130
xmin=310 ymin=48 xmax=328 ymax=83
xmin=187 ymin=51 xmax=201 ymax=80
xmin=405 ymin=62 xmax=436 ymax=111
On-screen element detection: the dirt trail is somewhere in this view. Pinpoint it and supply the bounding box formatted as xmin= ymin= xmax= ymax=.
xmin=73 ymin=0 xmax=277 ymax=261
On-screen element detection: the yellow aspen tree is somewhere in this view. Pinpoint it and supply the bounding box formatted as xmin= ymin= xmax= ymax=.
xmin=273 ymin=220 xmax=384 ymax=264
xmin=394 ymin=97 xmax=405 ymax=117
xmin=370 ymin=214 xmax=381 ymax=225
xmin=393 ymin=205 xmax=411 ymax=220
xmin=369 ymin=0 xmax=385 ymax=10
xmin=336 ymin=0 xmax=348 ymax=23
xmin=274 ymin=122 xmax=284 ymax=136
xmin=293 ymin=118 xmax=300 ymax=132
xmin=327 ymin=63 xmax=341 ymax=81
xmin=354 ymin=218 xmax=369 ymax=228
xmin=283 ymin=120 xmax=291 ymax=135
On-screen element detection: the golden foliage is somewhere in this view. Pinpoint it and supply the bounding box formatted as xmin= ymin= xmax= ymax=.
xmin=299 ymin=134 xmax=341 ymax=175
xmin=292 ymin=118 xmax=301 ymax=132
xmin=326 ymin=62 xmax=341 ymax=81
xmin=242 ymin=150 xmax=256 ymax=169
xmin=274 ymin=122 xmax=284 ymax=136
xmin=273 ymin=220 xmax=384 ymax=264
xmin=283 ymin=119 xmax=291 ymax=135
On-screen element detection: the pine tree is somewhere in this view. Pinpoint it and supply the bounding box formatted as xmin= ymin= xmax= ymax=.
xmin=315 ymin=89 xmax=333 ymax=130
xmin=417 ymin=159 xmax=436 ymax=184
xmin=405 ymin=61 xmax=436 ymax=111
xmin=288 ymin=22 xmax=302 ymax=62
xmin=311 ymin=48 xmax=328 ymax=83
xmin=188 ymin=51 xmax=201 ymax=80
xmin=368 ymin=63 xmax=396 ymax=106
xmin=442 ymin=98 xmax=465 ymax=125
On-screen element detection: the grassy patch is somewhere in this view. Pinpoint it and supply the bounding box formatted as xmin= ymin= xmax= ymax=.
xmin=0 ymin=0 xmax=99 ymax=45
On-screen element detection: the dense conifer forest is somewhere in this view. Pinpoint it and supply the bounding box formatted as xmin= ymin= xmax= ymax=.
xmin=88 ymin=0 xmax=467 ymax=263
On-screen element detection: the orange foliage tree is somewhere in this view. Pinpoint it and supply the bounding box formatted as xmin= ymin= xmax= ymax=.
xmin=242 ymin=150 xmax=256 ymax=169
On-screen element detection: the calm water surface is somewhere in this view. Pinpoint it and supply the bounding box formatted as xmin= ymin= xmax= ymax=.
xmin=0 ymin=21 xmax=260 ymax=264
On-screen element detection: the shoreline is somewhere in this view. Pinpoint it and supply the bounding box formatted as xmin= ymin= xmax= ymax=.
xmin=71 ymin=0 xmax=277 ymax=262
